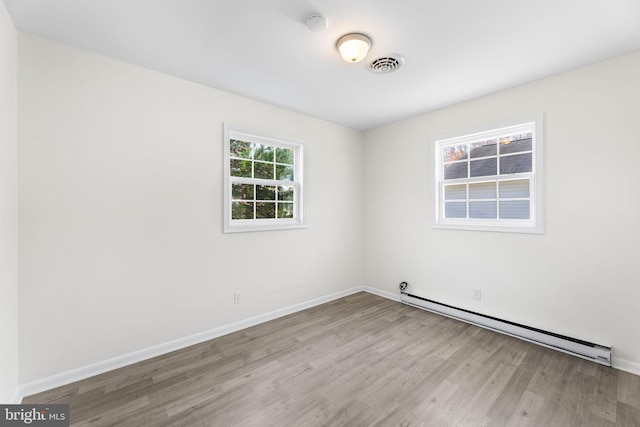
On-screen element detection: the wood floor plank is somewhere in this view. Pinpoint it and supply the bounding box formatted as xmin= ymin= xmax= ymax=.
xmin=616 ymin=402 xmax=640 ymax=426
xmin=593 ymin=364 xmax=619 ymax=423
xmin=618 ymin=370 xmax=640 ymax=410
xmin=23 ymin=292 xmax=640 ymax=426
xmin=486 ymin=366 xmax=535 ymax=423
xmin=455 ymin=362 xmax=518 ymax=425
xmin=505 ymin=390 xmax=545 ymax=426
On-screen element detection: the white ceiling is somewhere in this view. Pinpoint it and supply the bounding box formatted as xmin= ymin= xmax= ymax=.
xmin=4 ymin=0 xmax=640 ymax=130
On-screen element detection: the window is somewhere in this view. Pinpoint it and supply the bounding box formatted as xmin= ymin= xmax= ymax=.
xmin=224 ymin=125 xmax=304 ymax=233
xmin=433 ymin=115 xmax=543 ymax=233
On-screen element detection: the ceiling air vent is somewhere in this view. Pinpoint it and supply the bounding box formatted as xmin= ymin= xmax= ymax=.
xmin=367 ymin=54 xmax=405 ymax=74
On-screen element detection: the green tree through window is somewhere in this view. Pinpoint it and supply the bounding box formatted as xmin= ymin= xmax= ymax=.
xmin=224 ymin=127 xmax=304 ymax=233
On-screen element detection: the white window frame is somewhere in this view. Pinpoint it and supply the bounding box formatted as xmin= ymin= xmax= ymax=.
xmin=431 ymin=114 xmax=544 ymax=234
xmin=224 ymin=124 xmax=305 ymax=233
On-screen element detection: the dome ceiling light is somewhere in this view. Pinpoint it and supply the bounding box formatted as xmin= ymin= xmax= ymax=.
xmin=336 ymin=33 xmax=372 ymax=63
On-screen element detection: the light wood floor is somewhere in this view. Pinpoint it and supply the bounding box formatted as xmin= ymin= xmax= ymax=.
xmin=25 ymin=292 xmax=640 ymax=426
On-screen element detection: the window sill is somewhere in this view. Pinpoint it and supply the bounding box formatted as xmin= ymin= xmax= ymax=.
xmin=432 ymin=222 xmax=543 ymax=234
xmin=224 ymin=221 xmax=306 ymax=234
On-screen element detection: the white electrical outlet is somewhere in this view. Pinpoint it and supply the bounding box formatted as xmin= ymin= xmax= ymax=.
xmin=234 ymin=291 xmax=241 ymax=304
xmin=473 ymin=289 xmax=482 ymax=301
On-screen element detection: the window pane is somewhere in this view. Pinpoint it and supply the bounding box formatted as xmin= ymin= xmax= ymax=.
xmin=500 ymin=153 xmax=532 ymax=174
xmin=500 ymin=134 xmax=532 ymax=154
xmin=444 ymin=144 xmax=468 ymax=162
xmin=256 ymin=202 xmax=276 ymax=219
xmin=444 ymin=184 xmax=466 ymax=200
xmin=230 ymin=159 xmax=252 ymax=178
xmin=445 ymin=202 xmax=466 ymax=218
xmin=256 ymin=185 xmax=276 ymax=201
xmin=278 ymin=186 xmax=294 ymax=201
xmin=225 ymin=130 xmax=304 ymax=233
xmin=499 ymin=179 xmax=530 ymax=198
xmin=434 ymin=121 xmax=538 ymax=231
xmin=232 ymin=183 xmax=254 ymax=200
xmin=276 ymin=147 xmax=294 ymax=165
xmin=469 ymin=182 xmax=496 ymax=199
xmin=499 ymin=200 xmax=530 ymax=219
xmin=469 ymin=201 xmax=497 ymax=219
xmin=254 ymin=144 xmax=274 ymax=162
xmin=470 ymin=158 xmax=497 ymax=177
xmin=255 ymin=162 xmax=274 ymax=179
xmin=470 ymin=139 xmax=497 ymax=158
xmin=444 ymin=162 xmax=467 ymax=180
xmin=278 ymin=202 xmax=294 ymax=218
xmin=232 ymin=202 xmax=254 ymax=219
xmin=276 ymin=165 xmax=294 ymax=181
xmin=230 ymin=140 xmax=252 ymax=159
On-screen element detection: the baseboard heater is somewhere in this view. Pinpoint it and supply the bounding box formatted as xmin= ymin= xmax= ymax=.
xmin=400 ymin=292 xmax=612 ymax=367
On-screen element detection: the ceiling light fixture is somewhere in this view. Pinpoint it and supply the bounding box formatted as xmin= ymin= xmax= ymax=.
xmin=336 ymin=33 xmax=372 ymax=63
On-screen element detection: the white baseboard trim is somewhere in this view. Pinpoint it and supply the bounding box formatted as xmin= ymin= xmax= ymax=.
xmin=11 ymin=388 xmax=23 ymax=404
xmin=18 ymin=285 xmax=373 ymax=399
xmin=613 ymin=357 xmax=640 ymax=376
xmin=360 ymin=285 xmax=401 ymax=302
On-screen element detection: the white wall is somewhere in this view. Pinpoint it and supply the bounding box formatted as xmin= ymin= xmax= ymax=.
xmin=18 ymin=34 xmax=364 ymax=383
xmin=364 ymin=52 xmax=640 ymax=371
xmin=14 ymin=27 xmax=640 ymax=387
xmin=0 ymin=0 xmax=19 ymax=403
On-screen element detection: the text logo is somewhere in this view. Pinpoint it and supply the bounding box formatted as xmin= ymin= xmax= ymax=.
xmin=0 ymin=405 xmax=69 ymax=427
